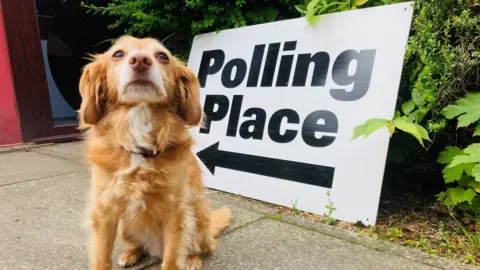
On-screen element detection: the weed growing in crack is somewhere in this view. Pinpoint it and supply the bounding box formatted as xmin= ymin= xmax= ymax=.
xmin=388 ymin=227 xmax=403 ymax=241
xmin=290 ymin=199 xmax=301 ymax=216
xmin=323 ymin=190 xmax=337 ymax=225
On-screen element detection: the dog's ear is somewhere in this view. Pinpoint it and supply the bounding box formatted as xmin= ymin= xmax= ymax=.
xmin=78 ymin=57 xmax=107 ymax=129
xmin=173 ymin=57 xmax=202 ymax=126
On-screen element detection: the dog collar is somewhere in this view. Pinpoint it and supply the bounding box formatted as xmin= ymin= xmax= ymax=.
xmin=120 ymin=146 xmax=158 ymax=158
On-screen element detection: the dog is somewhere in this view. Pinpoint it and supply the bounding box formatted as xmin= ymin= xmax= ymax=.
xmin=78 ymin=35 xmax=232 ymax=270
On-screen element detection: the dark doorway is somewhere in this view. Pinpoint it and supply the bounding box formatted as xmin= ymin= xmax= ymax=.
xmin=36 ymin=0 xmax=121 ymax=125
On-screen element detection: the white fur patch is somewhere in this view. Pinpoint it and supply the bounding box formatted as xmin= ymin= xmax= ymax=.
xmin=127 ymin=104 xmax=154 ymax=151
xmin=127 ymin=198 xmax=147 ymax=214
xmin=98 ymin=152 xmax=150 ymax=208
xmin=117 ymin=153 xmax=146 ymax=179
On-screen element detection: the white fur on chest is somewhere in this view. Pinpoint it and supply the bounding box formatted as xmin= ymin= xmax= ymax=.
xmin=99 ymin=153 xmax=150 ymax=209
xmin=127 ymin=103 xmax=154 ymax=151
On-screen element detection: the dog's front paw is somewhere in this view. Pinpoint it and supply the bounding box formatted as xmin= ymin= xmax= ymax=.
xmin=186 ymin=255 xmax=203 ymax=270
xmin=118 ymin=248 xmax=144 ymax=267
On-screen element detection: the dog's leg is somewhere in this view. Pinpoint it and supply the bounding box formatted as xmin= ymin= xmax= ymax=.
xmin=90 ymin=205 xmax=120 ymax=270
xmin=118 ymin=225 xmax=145 ymax=267
xmin=192 ymin=196 xmax=217 ymax=256
xmin=161 ymin=207 xmax=195 ymax=270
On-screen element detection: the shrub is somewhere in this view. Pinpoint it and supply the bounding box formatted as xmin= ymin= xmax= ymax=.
xmin=81 ymin=0 xmax=302 ymax=58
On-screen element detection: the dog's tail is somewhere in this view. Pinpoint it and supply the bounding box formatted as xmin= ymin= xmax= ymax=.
xmin=209 ymin=207 xmax=232 ymax=237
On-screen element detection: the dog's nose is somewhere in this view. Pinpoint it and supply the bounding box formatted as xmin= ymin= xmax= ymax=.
xmin=129 ymin=54 xmax=152 ymax=72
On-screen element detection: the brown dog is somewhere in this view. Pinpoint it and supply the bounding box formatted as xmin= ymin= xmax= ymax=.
xmin=78 ymin=36 xmax=232 ymax=270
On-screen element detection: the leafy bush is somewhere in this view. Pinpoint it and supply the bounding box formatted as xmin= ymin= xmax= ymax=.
xmin=81 ymin=0 xmax=302 ymax=58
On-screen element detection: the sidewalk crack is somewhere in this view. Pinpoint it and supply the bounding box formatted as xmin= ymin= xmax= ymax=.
xmin=0 ymin=171 xmax=87 ymax=188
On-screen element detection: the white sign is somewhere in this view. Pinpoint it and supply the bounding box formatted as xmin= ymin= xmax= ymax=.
xmin=187 ymin=2 xmax=413 ymax=225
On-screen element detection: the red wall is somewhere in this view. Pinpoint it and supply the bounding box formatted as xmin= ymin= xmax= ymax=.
xmin=0 ymin=5 xmax=22 ymax=146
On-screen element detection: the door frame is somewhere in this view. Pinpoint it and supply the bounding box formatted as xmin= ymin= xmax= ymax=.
xmin=1 ymin=0 xmax=80 ymax=143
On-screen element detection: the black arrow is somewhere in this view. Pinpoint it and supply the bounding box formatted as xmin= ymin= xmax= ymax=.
xmin=196 ymin=142 xmax=334 ymax=188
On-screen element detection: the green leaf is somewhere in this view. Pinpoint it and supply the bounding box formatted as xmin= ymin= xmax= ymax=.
xmin=415 ymin=108 xmax=429 ymax=123
xmin=438 ymin=146 xmax=463 ymax=164
xmin=463 ymin=143 xmax=480 ymax=155
xmin=464 ymin=163 xmax=474 ymax=176
xmin=392 ymin=118 xmax=431 ymax=147
xmin=437 ymin=191 xmax=447 ymax=202
xmin=351 ymin=118 xmax=389 ymax=141
xmin=402 ymin=100 xmax=416 ymax=115
xmin=441 ymin=93 xmax=480 ymax=128
xmin=443 ymin=163 xmax=474 ymax=183
xmin=404 ymin=108 xmax=429 ymax=125
xmin=438 ymin=146 xmax=475 ymax=182
xmin=355 ymin=0 xmax=369 ymax=6
xmin=394 ymin=110 xmax=401 ymax=119
xmin=474 ymin=123 xmax=480 ymax=136
xmin=408 ymin=63 xmax=422 ymax=83
xmin=472 ymin=163 xmax=480 ymax=182
xmin=449 ymin=144 xmax=480 ymax=168
xmin=318 ymin=2 xmax=343 ymax=14
xmin=305 ymin=0 xmax=321 ymax=25
xmin=263 ymin=7 xmax=279 ymax=22
xmin=412 ymin=87 xmax=426 ymax=108
xmin=307 ymin=0 xmax=321 ymax=11
xmin=458 ymin=175 xmax=474 ymax=188
xmin=443 ymin=165 xmax=465 ymax=183
xmin=305 ymin=9 xmax=316 ymax=24
xmin=295 ymin=4 xmax=307 ymax=14
xmin=387 ymin=123 xmax=395 ymax=136
xmin=447 ymin=187 xmax=477 ymax=205
xmin=449 ymin=154 xmax=480 ymax=168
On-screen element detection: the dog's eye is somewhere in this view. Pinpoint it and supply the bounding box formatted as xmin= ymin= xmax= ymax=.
xmin=156 ymin=52 xmax=169 ymax=62
xmin=112 ymin=50 xmax=124 ymax=58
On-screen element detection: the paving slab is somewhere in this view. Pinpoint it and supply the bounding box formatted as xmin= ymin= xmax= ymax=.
xmin=0 ymin=172 xmax=90 ymax=270
xmin=203 ymin=219 xmax=438 ymax=270
xmin=32 ymin=141 xmax=86 ymax=164
xmin=0 ymin=149 xmax=86 ymax=186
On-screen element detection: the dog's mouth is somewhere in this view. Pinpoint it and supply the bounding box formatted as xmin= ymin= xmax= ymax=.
xmin=126 ymin=78 xmax=156 ymax=91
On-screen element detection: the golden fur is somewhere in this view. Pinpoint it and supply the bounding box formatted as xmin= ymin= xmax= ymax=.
xmin=78 ymin=36 xmax=231 ymax=270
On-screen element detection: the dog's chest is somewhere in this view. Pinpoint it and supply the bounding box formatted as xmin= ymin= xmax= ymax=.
xmin=127 ymin=104 xmax=155 ymax=150
xmin=99 ymin=152 xmax=157 ymax=210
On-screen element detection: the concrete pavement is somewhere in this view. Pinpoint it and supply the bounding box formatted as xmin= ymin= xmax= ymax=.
xmin=0 ymin=142 xmax=476 ymax=270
